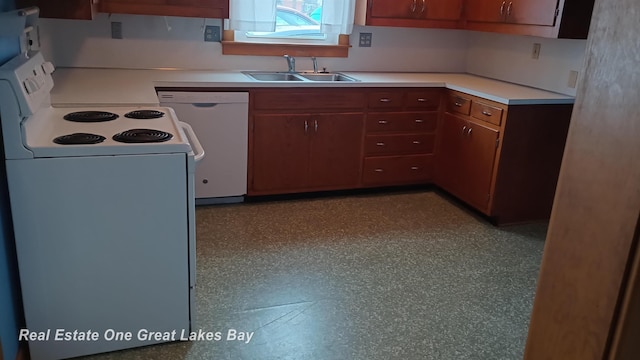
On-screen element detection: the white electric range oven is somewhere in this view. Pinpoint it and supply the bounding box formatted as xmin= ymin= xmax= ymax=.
xmin=0 ymin=52 xmax=204 ymax=360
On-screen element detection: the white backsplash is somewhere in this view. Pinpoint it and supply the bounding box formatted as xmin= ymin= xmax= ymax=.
xmin=38 ymin=13 xmax=587 ymax=95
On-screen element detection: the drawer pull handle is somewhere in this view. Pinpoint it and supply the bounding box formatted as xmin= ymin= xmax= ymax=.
xmin=455 ymin=102 xmax=463 ymax=107
xmin=410 ymin=0 xmax=417 ymax=13
xmin=314 ymin=119 xmax=318 ymax=132
xmin=415 ymin=119 xmax=424 ymax=123
xmin=507 ymin=1 xmax=513 ymax=16
xmin=376 ymin=142 xmax=385 ymax=146
xmin=412 ymin=141 xmax=421 ymax=144
xmin=304 ymin=120 xmax=308 ymax=133
xmin=379 ymin=98 xmax=392 ymax=103
xmin=378 ymin=120 xmax=389 ymax=124
xmin=467 ymin=127 xmax=473 ymax=136
xmin=374 ymin=168 xmax=384 ymax=173
xmin=417 ymin=98 xmax=426 ymax=102
xmin=462 ymin=125 xmax=467 ymax=135
xmin=411 ymin=166 xmax=420 ymax=170
xmin=500 ymin=1 xmax=506 ymax=15
xmin=482 ymin=110 xmax=492 ymax=116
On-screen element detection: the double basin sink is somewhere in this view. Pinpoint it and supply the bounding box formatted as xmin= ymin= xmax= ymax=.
xmin=244 ymin=71 xmax=359 ymax=82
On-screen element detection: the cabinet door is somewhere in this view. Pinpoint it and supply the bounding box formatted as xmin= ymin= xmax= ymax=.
xmin=99 ymin=0 xmax=229 ymax=18
xmin=506 ymin=0 xmax=558 ymax=26
xmin=251 ymin=114 xmax=309 ymax=193
xmin=465 ymin=0 xmax=507 ymax=23
xmin=435 ymin=113 xmax=468 ymax=199
xmin=16 ymin=0 xmax=96 ymax=19
xmin=308 ymin=113 xmax=364 ymax=189
xmin=461 ymin=120 xmax=499 ymax=212
xmin=370 ymin=0 xmax=418 ymax=19
xmin=423 ymin=0 xmax=463 ymax=20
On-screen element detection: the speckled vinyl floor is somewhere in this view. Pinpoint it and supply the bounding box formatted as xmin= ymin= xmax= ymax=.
xmin=79 ymin=190 xmax=546 ymax=360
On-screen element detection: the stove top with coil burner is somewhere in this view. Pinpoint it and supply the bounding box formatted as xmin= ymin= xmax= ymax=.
xmin=23 ymin=106 xmax=191 ymax=157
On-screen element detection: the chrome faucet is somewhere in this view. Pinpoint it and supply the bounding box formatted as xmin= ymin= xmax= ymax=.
xmin=284 ymin=54 xmax=296 ymax=73
xmin=311 ymin=57 xmax=318 ymax=73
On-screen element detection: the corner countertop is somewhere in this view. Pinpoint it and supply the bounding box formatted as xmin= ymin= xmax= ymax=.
xmin=50 ymin=68 xmax=575 ymax=107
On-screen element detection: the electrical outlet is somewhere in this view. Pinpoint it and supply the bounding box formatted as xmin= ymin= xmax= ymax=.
xmin=111 ymin=22 xmax=123 ymax=39
xmin=532 ymin=43 xmax=541 ymax=59
xmin=568 ymin=70 xmax=579 ymax=88
xmin=204 ymin=25 xmax=221 ymax=42
xmin=359 ymin=32 xmax=372 ymax=47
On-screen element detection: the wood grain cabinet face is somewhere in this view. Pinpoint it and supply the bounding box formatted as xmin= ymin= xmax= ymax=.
xmin=249 ymin=89 xmax=365 ymax=195
xmin=465 ymin=0 xmax=558 ymax=26
xmin=361 ymin=88 xmax=441 ymax=187
xmin=99 ymin=0 xmax=229 ymax=18
xmin=16 ymin=0 xmax=97 ymax=19
xmin=369 ymin=0 xmax=463 ymax=21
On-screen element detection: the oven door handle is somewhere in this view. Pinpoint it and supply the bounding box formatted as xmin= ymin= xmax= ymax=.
xmin=179 ymin=121 xmax=205 ymax=163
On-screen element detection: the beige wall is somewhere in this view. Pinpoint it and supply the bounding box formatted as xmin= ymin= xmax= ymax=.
xmin=38 ymin=14 xmax=586 ymax=95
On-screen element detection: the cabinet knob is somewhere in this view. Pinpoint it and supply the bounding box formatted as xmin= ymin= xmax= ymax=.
xmin=374 ymin=168 xmax=384 ymax=173
xmin=376 ymin=142 xmax=385 ymax=146
xmin=378 ymin=120 xmax=389 ymax=124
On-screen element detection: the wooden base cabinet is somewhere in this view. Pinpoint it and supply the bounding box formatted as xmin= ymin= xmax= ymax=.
xmin=249 ymin=89 xmax=365 ymax=195
xmin=362 ymin=89 xmax=441 ymax=186
xmin=435 ymin=90 xmax=573 ymax=224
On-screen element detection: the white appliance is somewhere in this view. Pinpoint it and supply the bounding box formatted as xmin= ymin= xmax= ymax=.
xmin=158 ymin=91 xmax=248 ymax=204
xmin=0 ymin=52 xmax=204 ymax=360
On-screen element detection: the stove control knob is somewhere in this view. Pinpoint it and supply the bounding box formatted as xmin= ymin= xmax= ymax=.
xmin=41 ymin=61 xmax=55 ymax=75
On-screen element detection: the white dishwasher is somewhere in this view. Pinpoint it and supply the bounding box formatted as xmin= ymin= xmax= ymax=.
xmin=159 ymin=91 xmax=248 ymax=204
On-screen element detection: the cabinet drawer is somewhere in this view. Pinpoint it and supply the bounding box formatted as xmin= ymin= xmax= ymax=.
xmin=447 ymin=94 xmax=471 ymax=115
xmin=362 ymin=155 xmax=433 ymax=185
xmin=366 ymin=112 xmax=438 ymax=133
xmin=470 ymin=101 xmax=504 ymax=126
xmin=253 ymin=90 xmax=365 ymax=110
xmin=368 ymin=91 xmax=405 ymax=109
xmin=406 ymin=90 xmax=441 ymax=110
xmin=364 ymin=134 xmax=435 ymax=156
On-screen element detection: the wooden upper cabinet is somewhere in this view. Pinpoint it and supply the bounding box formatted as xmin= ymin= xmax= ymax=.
xmin=99 ymin=0 xmax=229 ymax=19
xmin=370 ymin=0 xmax=463 ymax=21
xmin=465 ymin=0 xmax=558 ymax=26
xmin=357 ymin=0 xmax=463 ymax=29
xmin=15 ymin=0 xmax=97 ymax=19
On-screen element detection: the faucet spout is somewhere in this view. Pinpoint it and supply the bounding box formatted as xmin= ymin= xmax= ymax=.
xmin=311 ymin=57 xmax=318 ymax=73
xmin=283 ymin=54 xmax=296 ymax=73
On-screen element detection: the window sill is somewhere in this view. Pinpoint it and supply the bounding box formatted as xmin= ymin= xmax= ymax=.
xmin=221 ymin=34 xmax=351 ymax=58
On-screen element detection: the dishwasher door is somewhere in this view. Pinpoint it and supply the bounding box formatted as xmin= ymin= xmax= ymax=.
xmin=158 ymin=91 xmax=249 ymax=204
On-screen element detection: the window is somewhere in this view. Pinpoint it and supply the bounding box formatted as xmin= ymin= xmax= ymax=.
xmin=226 ymin=0 xmax=355 ymax=49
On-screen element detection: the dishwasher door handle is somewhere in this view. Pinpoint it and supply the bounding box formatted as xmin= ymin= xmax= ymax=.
xmin=192 ymin=103 xmax=219 ymax=108
xmin=179 ymin=121 xmax=205 ymax=163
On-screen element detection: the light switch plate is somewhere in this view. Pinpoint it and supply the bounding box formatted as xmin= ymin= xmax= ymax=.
xmin=205 ymin=25 xmax=221 ymax=42
xmin=359 ymin=33 xmax=372 ymax=47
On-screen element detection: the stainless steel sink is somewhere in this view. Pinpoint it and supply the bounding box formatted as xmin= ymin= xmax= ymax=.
xmin=298 ymin=73 xmax=359 ymax=82
xmin=244 ymin=71 xmax=359 ymax=82
xmin=245 ymin=72 xmax=304 ymax=81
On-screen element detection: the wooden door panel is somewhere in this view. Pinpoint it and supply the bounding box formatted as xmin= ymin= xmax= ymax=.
xmin=370 ymin=0 xmax=418 ymax=19
xmin=424 ymin=0 xmax=463 ymax=20
xmin=465 ymin=0 xmax=506 ymax=23
xmin=435 ymin=113 xmax=467 ymax=198
xmin=251 ymin=114 xmax=309 ymax=193
xmin=462 ymin=120 xmax=499 ymax=212
xmin=507 ymin=0 xmax=558 ymax=26
xmin=308 ymin=114 xmax=364 ymax=189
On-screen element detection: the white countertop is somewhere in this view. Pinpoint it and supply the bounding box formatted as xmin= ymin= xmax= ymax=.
xmin=50 ymin=68 xmax=575 ymax=106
